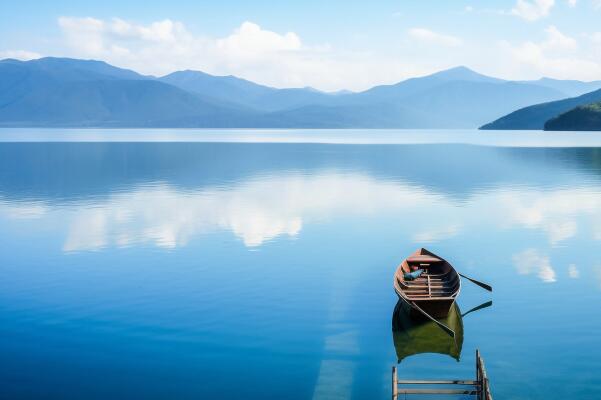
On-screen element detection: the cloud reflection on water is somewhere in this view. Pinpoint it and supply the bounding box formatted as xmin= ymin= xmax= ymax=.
xmin=56 ymin=174 xmax=446 ymax=251
xmin=568 ymin=264 xmax=579 ymax=279
xmin=0 ymin=171 xmax=600 ymax=285
xmin=513 ymin=248 xmax=557 ymax=283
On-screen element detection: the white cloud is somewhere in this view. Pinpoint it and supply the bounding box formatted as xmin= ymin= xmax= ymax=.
xmin=567 ymin=0 xmax=578 ymax=6
xmin=56 ymin=16 xmax=423 ymax=91
xmin=590 ymin=32 xmax=601 ymax=44
xmin=541 ymin=25 xmax=578 ymax=50
xmin=408 ymin=28 xmax=463 ymax=47
xmin=0 ymin=49 xmax=42 ymax=60
xmin=511 ymin=0 xmax=555 ymax=21
xmin=216 ymin=21 xmax=301 ymax=56
xmin=513 ymin=249 xmax=557 ymax=283
xmin=48 ymin=14 xmax=601 ymax=89
xmin=508 ymin=41 xmax=599 ymax=78
xmin=500 ymin=25 xmax=601 ymax=80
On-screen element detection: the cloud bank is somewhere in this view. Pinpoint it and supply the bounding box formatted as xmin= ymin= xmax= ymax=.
xmin=2 ymin=11 xmax=601 ymax=94
xmin=55 ymin=17 xmax=421 ymax=91
xmin=511 ymin=0 xmax=555 ymax=21
xmin=500 ymin=25 xmax=601 ymax=81
xmin=0 ymin=49 xmax=42 ymax=60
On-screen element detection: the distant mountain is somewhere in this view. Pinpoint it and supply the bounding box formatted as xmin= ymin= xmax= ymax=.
xmin=426 ymin=65 xmax=505 ymax=84
xmin=480 ymin=88 xmax=601 ymax=130
xmin=160 ymin=65 xmax=569 ymax=126
xmin=3 ymin=57 xmax=148 ymax=81
xmin=297 ymin=67 xmax=566 ymax=128
xmin=159 ymin=70 xmax=335 ymax=111
xmin=0 ymin=58 xmax=259 ymax=127
xmin=391 ymin=80 xmax=563 ymax=127
xmin=545 ymin=101 xmax=601 ymax=131
xmin=0 ymin=57 xmax=594 ymax=128
xmin=159 ymin=70 xmax=275 ymax=107
xmin=520 ymin=77 xmax=601 ymax=98
xmin=262 ymin=102 xmax=439 ymax=128
xmin=344 ymin=66 xmax=503 ymax=105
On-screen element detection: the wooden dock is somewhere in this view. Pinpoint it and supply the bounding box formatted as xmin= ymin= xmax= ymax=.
xmin=392 ymin=349 xmax=492 ymax=399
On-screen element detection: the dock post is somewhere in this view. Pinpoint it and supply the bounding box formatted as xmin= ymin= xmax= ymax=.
xmin=476 ymin=349 xmax=481 ymax=400
xmin=392 ymin=366 xmax=398 ymax=400
xmin=476 ymin=349 xmax=492 ymax=400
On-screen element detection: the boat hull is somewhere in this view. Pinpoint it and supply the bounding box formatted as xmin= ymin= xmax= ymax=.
xmin=407 ymin=298 xmax=456 ymax=319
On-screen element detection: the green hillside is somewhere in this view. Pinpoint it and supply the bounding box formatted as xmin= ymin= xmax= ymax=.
xmin=480 ymin=88 xmax=601 ymax=130
xmin=544 ymin=101 xmax=601 ymax=131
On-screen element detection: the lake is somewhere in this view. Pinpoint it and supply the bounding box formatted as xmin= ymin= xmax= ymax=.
xmin=1 ymin=129 xmax=600 ymax=400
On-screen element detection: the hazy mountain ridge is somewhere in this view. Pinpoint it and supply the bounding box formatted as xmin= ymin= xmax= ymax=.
xmin=0 ymin=57 xmax=597 ymax=128
xmin=519 ymin=77 xmax=601 ymax=98
xmin=0 ymin=58 xmax=261 ymax=127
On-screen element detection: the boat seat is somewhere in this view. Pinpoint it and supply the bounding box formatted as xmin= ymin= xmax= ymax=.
xmin=407 ymin=255 xmax=442 ymax=263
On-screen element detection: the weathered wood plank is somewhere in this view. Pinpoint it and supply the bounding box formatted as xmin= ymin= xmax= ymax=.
xmin=397 ymin=380 xmax=479 ymax=385
xmin=397 ymin=389 xmax=479 ymax=395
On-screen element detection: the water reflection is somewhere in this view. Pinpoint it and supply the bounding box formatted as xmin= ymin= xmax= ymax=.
xmin=0 ymin=143 xmax=600 ymax=287
xmin=1 ymin=140 xmax=601 ymax=399
xmin=1 ymin=143 xmax=600 ymax=202
xmin=391 ymin=300 xmax=493 ymax=363
xmin=392 ymin=301 xmax=464 ymax=363
xmin=1 ymin=173 xmax=600 ymax=266
xmin=513 ymin=249 xmax=557 ymax=283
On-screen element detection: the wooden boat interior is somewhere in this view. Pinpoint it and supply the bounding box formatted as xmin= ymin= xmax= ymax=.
xmin=394 ymin=249 xmax=460 ymax=301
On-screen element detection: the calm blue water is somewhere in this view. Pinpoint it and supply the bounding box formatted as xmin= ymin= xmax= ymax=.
xmin=1 ymin=130 xmax=600 ymax=400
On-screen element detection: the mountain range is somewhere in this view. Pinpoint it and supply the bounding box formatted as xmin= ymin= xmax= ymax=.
xmin=2 ymin=57 xmax=601 ymax=128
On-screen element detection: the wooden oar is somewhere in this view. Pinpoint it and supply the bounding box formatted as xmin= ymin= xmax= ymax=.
xmin=461 ymin=300 xmax=492 ymax=318
xmin=458 ymin=273 xmax=492 ymax=292
xmin=411 ymin=302 xmax=455 ymax=338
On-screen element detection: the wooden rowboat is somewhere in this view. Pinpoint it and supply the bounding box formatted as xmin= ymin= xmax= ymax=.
xmin=393 ymin=248 xmax=461 ymax=320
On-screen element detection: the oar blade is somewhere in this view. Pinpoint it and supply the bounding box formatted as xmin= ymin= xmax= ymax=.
xmin=459 ymin=273 xmax=492 ymax=292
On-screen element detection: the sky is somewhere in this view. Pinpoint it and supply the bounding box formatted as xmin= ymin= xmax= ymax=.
xmin=1 ymin=0 xmax=601 ymax=91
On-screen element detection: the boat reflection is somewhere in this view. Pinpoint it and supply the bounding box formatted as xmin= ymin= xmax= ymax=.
xmin=392 ymin=300 xmax=492 ymax=363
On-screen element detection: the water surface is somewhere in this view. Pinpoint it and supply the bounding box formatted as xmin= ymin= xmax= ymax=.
xmin=1 ymin=130 xmax=600 ymax=399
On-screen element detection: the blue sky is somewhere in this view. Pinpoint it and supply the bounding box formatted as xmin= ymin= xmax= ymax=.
xmin=2 ymin=0 xmax=601 ymax=90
